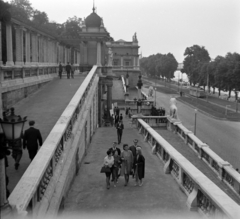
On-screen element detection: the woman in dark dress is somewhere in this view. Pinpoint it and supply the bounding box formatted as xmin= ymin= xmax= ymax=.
xmin=135 ymin=147 xmax=145 ymax=186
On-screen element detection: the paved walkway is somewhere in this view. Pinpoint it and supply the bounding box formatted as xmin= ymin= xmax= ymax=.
xmin=156 ymin=128 xmax=240 ymax=205
xmin=7 ymin=75 xmax=85 ymax=193
xmin=62 ymin=113 xmax=197 ymax=218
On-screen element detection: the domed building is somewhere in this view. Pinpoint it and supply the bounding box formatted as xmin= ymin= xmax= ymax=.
xmin=79 ymin=7 xmax=112 ymax=70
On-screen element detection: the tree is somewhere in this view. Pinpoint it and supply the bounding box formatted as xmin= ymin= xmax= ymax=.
xmin=0 ymin=0 xmax=11 ymax=22
xmin=32 ymin=10 xmax=49 ymax=25
xmin=183 ymin=45 xmax=210 ymax=86
xmin=9 ymin=0 xmax=34 ymax=21
xmin=61 ymin=16 xmax=82 ymax=38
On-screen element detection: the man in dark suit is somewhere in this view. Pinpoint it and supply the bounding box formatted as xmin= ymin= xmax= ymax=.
xmin=23 ymin=120 xmax=42 ymax=161
xmin=65 ymin=62 xmax=71 ymax=79
xmin=116 ymin=120 xmax=124 ymax=144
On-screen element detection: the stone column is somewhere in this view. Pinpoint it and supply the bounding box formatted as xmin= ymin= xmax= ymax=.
xmin=15 ymin=26 xmax=24 ymax=66
xmin=6 ymin=22 xmax=14 ymax=66
xmin=25 ymin=30 xmax=30 ymax=65
xmin=133 ymin=56 xmax=136 ymax=69
xmin=31 ymin=33 xmax=36 ymax=65
xmin=136 ymin=56 xmax=139 ymax=69
xmin=84 ymin=43 xmax=88 ymax=64
xmin=97 ymin=42 xmax=102 ymax=66
xmin=0 ymin=22 xmax=3 ymax=65
xmin=65 ymin=47 xmax=68 ymax=64
xmin=121 ymin=56 xmax=123 ymax=69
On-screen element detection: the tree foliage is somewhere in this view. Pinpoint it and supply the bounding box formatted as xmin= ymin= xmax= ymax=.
xmin=140 ymin=53 xmax=178 ymax=80
xmin=32 ymin=10 xmax=49 ymax=25
xmin=0 ymin=0 xmax=11 ymax=22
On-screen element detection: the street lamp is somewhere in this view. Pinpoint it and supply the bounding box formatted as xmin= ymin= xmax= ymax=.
xmin=155 ymin=87 xmax=157 ymax=107
xmin=194 ymin=109 xmax=197 ymax=135
xmin=0 ymin=108 xmax=27 ymax=212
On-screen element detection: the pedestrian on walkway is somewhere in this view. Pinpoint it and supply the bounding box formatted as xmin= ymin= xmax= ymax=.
xmin=129 ymin=139 xmax=139 ymax=177
xmin=119 ymin=113 xmax=123 ymax=121
xmin=115 ymin=106 xmax=120 ymax=116
xmin=59 ymin=62 xmax=63 ymax=79
xmin=125 ymin=107 xmax=129 ymax=117
xmin=23 ymin=120 xmax=43 ymax=161
xmin=114 ymin=113 xmax=119 ymax=127
xmin=103 ymin=150 xmax=114 ymax=189
xmin=134 ymin=147 xmax=145 ymax=187
xmin=12 ymin=138 xmax=23 ymax=170
xmin=65 ymin=62 xmax=71 ymax=79
xmin=112 ymin=150 xmax=122 ymax=187
xmin=116 ymin=120 xmax=124 ymax=144
xmin=120 ymin=144 xmax=133 ymax=186
xmin=71 ymin=63 xmax=74 ymax=78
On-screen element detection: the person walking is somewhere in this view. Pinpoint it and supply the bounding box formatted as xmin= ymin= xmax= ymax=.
xmin=129 ymin=139 xmax=139 ymax=177
xmin=116 ymin=120 xmax=124 ymax=144
xmin=134 ymin=147 xmax=145 ymax=186
xmin=59 ymin=62 xmax=63 ymax=79
xmin=23 ymin=120 xmax=42 ymax=161
xmin=114 ymin=113 xmax=119 ymax=127
xmin=103 ymin=150 xmax=114 ymax=189
xmin=71 ymin=63 xmax=74 ymax=78
xmin=112 ymin=150 xmax=122 ymax=187
xmin=65 ymin=62 xmax=71 ymax=79
xmin=11 ymin=138 xmax=23 ymax=170
xmin=120 ymin=144 xmax=133 ymax=186
xmin=119 ymin=113 xmax=123 ymax=122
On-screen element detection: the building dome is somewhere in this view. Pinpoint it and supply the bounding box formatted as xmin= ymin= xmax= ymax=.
xmin=85 ymin=10 xmax=101 ymax=28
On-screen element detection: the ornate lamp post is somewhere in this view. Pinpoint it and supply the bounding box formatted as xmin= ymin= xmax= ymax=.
xmin=0 ymin=108 xmax=27 ymax=213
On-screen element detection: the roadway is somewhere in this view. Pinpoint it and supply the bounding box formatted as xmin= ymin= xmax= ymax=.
xmin=143 ymin=83 xmax=240 ymax=170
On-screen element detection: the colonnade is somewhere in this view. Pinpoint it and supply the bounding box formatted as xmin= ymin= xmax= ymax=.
xmin=0 ymin=21 xmax=81 ymax=67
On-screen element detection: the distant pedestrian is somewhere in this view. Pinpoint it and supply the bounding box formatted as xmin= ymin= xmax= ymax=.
xmin=59 ymin=62 xmax=63 ymax=79
xmin=125 ymin=107 xmax=129 ymax=117
xmin=120 ymin=144 xmax=133 ymax=186
xmin=116 ymin=107 xmax=120 ymax=116
xmin=115 ymin=113 xmax=119 ymax=127
xmin=65 ymin=62 xmax=71 ymax=79
xmin=103 ymin=150 xmax=114 ymax=189
xmin=128 ymin=107 xmax=132 ymax=118
xmin=71 ymin=63 xmax=74 ymax=78
xmin=134 ymin=147 xmax=145 ymax=186
xmin=23 ymin=120 xmax=42 ymax=161
xmin=119 ymin=113 xmax=123 ymax=121
xmin=116 ymin=120 xmax=124 ymax=144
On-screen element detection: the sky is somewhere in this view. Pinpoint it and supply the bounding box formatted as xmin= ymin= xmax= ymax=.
xmin=6 ymin=0 xmax=240 ymax=63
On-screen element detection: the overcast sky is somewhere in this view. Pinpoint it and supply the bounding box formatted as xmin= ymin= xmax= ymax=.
xmin=7 ymin=0 xmax=240 ymax=63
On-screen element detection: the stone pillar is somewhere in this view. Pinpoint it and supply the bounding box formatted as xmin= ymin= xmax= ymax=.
xmin=31 ymin=33 xmax=36 ymax=64
xmin=84 ymin=43 xmax=88 ymax=64
xmin=15 ymin=26 xmax=24 ymax=66
xmin=97 ymin=42 xmax=102 ymax=66
xmin=133 ymin=57 xmax=136 ymax=69
xmin=0 ymin=22 xmax=3 ymax=65
xmin=25 ymin=30 xmax=30 ymax=65
xmin=136 ymin=56 xmax=139 ymax=69
xmin=121 ymin=56 xmax=123 ymax=69
xmin=6 ymin=22 xmax=14 ymax=66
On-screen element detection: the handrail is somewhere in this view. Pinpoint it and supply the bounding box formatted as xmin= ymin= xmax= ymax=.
xmin=8 ymin=65 xmax=98 ymax=214
xmin=136 ymin=118 xmax=240 ymax=219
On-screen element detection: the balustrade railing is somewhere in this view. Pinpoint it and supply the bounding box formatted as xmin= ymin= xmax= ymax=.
xmin=134 ymin=118 xmax=240 ymax=219
xmin=8 ymin=66 xmax=99 ymax=215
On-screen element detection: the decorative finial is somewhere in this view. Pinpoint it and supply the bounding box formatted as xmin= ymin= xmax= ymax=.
xmin=93 ymin=0 xmax=95 ymax=12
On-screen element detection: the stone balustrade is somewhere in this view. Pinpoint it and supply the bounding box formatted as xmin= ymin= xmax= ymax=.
xmin=8 ymin=66 xmax=99 ymax=217
xmin=135 ymin=118 xmax=240 ymax=219
xmin=166 ymin=117 xmax=240 ymax=199
xmin=132 ymin=115 xmax=168 ymax=128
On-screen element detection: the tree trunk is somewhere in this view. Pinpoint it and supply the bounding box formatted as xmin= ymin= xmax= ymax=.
xmin=228 ymin=90 xmax=231 ymax=100
xmin=218 ymin=89 xmax=221 ymax=97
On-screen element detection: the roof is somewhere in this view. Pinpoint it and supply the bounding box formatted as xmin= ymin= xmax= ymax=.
xmin=116 ymin=39 xmax=126 ymax=42
xmin=85 ymin=11 xmax=101 ymax=28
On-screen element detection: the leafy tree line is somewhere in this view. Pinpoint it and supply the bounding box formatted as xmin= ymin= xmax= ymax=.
xmin=182 ymin=45 xmax=240 ymax=98
xmin=0 ymin=0 xmax=82 ymax=38
xmin=140 ymin=53 xmax=178 ymax=81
